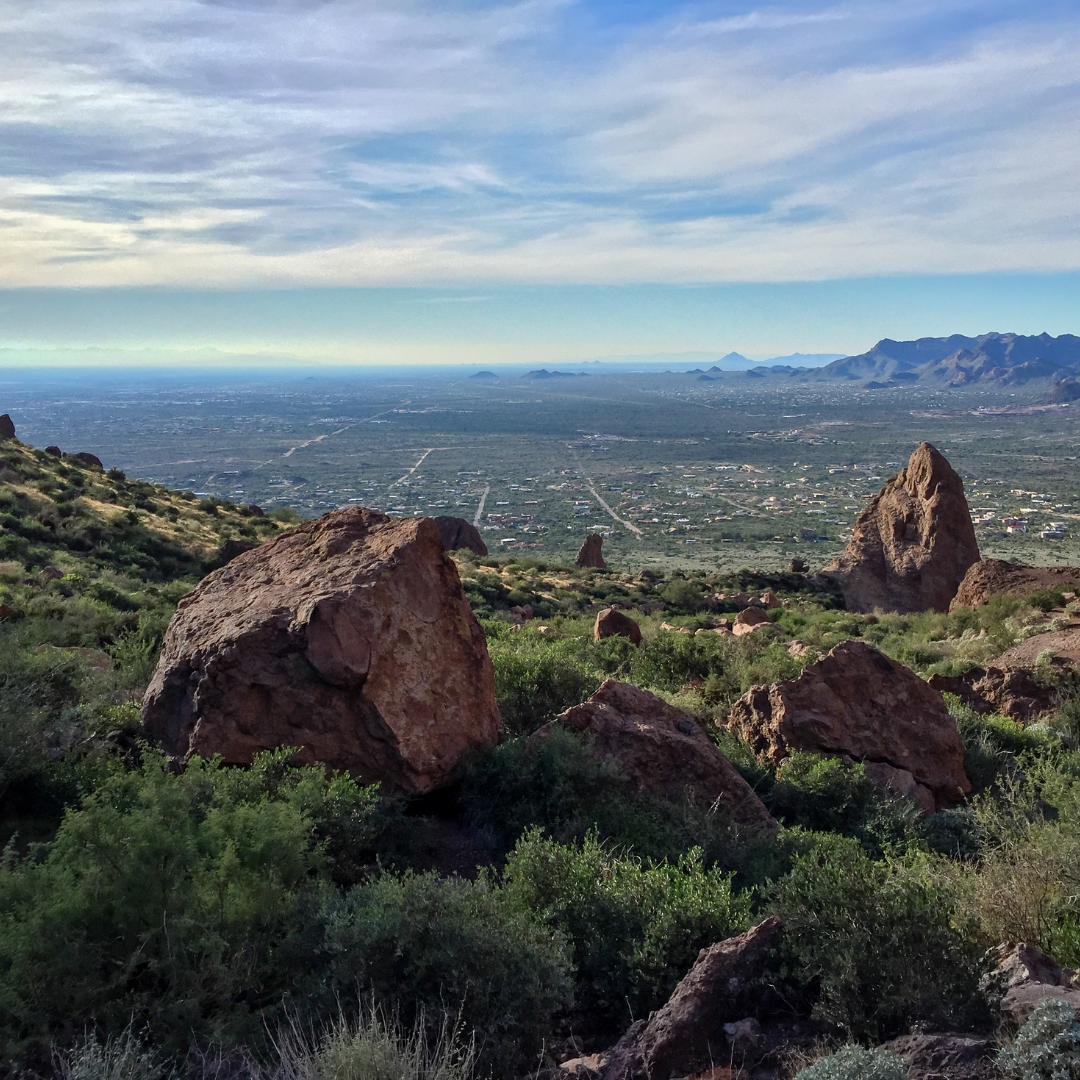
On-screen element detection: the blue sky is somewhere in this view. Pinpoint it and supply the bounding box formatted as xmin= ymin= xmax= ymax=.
xmin=1 ymin=0 xmax=1079 ymax=363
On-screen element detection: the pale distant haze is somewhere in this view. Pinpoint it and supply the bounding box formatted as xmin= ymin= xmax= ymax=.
xmin=1 ymin=1 xmax=1079 ymax=366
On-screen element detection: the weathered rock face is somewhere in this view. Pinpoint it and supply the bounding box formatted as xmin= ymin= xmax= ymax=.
xmin=728 ymin=640 xmax=969 ymax=813
xmin=599 ymin=917 xmax=783 ymax=1080
xmin=142 ymin=507 xmax=501 ymax=794
xmin=732 ymin=607 xmax=772 ymax=636
xmin=824 ymin=443 xmax=979 ymax=613
xmin=219 ymin=538 xmax=260 ymax=564
xmin=538 ymin=680 xmax=774 ymax=832
xmin=993 ymin=628 xmax=1080 ymax=670
xmin=594 ymin=607 xmax=642 ymax=645
xmin=988 ymin=942 xmax=1080 ymax=1024
xmin=951 ymin=558 xmax=1080 ymax=611
xmin=881 ymin=1034 xmax=994 ymax=1080
xmin=576 ymin=533 xmax=606 ymax=569
xmin=0 ymin=414 xmax=14 ymax=440
xmin=434 ymin=515 xmax=488 ymax=556
xmin=928 ymin=665 xmax=1057 ymax=722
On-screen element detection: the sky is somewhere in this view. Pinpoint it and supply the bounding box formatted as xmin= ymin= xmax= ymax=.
xmin=2 ymin=0 xmax=1079 ymax=364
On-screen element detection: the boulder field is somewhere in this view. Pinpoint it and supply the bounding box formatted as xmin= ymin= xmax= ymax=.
xmin=823 ymin=442 xmax=980 ymax=614
xmin=141 ymin=507 xmax=500 ymax=794
xmin=728 ymin=640 xmax=970 ymax=814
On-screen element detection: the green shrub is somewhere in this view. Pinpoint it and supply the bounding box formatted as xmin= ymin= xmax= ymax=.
xmin=489 ymin=636 xmax=600 ymax=735
xmin=319 ymin=870 xmax=571 ymax=1076
xmin=794 ymin=1045 xmax=909 ymax=1080
xmin=998 ymin=997 xmax=1080 ymax=1080
xmin=1027 ymin=589 xmax=1068 ymax=614
xmin=767 ymin=834 xmax=989 ymax=1042
xmin=500 ymin=829 xmax=750 ymax=1033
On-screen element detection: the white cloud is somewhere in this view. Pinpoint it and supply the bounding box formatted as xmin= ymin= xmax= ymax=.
xmin=0 ymin=0 xmax=1078 ymax=285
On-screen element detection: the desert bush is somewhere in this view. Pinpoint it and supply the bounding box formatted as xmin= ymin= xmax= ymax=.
xmin=793 ymin=1044 xmax=909 ymax=1080
xmin=319 ymin=870 xmax=571 ymax=1076
xmin=768 ymin=834 xmax=989 ymax=1042
xmin=55 ymin=1027 xmax=175 ymax=1080
xmin=500 ymin=829 xmax=750 ymax=1033
xmin=998 ymin=997 xmax=1080 ymax=1080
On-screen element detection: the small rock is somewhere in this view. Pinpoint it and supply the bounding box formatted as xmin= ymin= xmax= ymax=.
xmin=576 ymin=533 xmax=606 ymax=569
xmin=537 ymin=625 xmax=553 ymax=634
xmin=661 ymin=621 xmax=691 ymax=634
xmin=732 ymin=607 xmax=772 ymax=636
xmin=595 ymin=607 xmax=643 ymax=645
xmin=759 ymin=591 xmax=781 ymax=609
xmin=881 ymin=1033 xmax=995 ymax=1080
xmin=36 ymin=566 xmax=65 ymax=585
xmin=786 ymin=641 xmax=812 ymax=658
xmin=988 ymin=942 xmax=1080 ymax=1024
xmin=0 ymin=603 xmax=15 ymax=620
xmin=44 ymin=445 xmax=61 ymax=457
xmin=511 ymin=604 xmax=535 ymax=622
xmin=789 ymin=557 xmax=809 ymax=573
xmin=0 ymin=414 xmax=14 ymax=440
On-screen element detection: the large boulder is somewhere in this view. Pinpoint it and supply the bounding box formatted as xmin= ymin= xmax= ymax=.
xmin=988 ymin=942 xmax=1080 ymax=1024
xmin=881 ymin=1033 xmax=994 ymax=1080
xmin=537 ymin=680 xmax=774 ymax=832
xmin=728 ymin=640 xmax=969 ymax=813
xmin=142 ymin=507 xmax=500 ymax=794
xmin=928 ymin=665 xmax=1057 ymax=722
xmin=993 ymin=627 xmax=1080 ymax=669
xmin=0 ymin=414 xmax=14 ymax=440
xmin=594 ymin=607 xmax=642 ymax=645
xmin=576 ymin=533 xmax=606 ymax=569
xmin=71 ymin=451 xmax=104 ymax=470
xmin=951 ymin=558 xmax=1080 ymax=611
xmin=434 ymin=515 xmax=488 ymax=556
xmin=599 ymin=917 xmax=784 ymax=1080
xmin=823 ymin=443 xmax=979 ymax=613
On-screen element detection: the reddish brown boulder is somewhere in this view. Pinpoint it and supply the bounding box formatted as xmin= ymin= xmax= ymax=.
xmin=951 ymin=558 xmax=1080 ymax=611
xmin=594 ymin=607 xmax=643 ymax=645
xmin=434 ymin=515 xmax=488 ymax=556
xmin=993 ymin=627 xmax=1080 ymax=669
xmin=732 ymin=607 xmax=772 ymax=636
xmin=728 ymin=640 xmax=969 ymax=813
xmin=576 ymin=533 xmax=606 ymax=569
xmin=823 ymin=443 xmax=979 ymax=613
xmin=538 ymin=680 xmax=774 ymax=832
xmin=881 ymin=1034 xmax=994 ymax=1080
xmin=928 ymin=665 xmax=1057 ymax=721
xmin=142 ymin=507 xmax=500 ymax=794
xmin=599 ymin=917 xmax=784 ymax=1080
xmin=0 ymin=414 xmax=14 ymax=440
xmin=988 ymin=942 xmax=1080 ymax=1024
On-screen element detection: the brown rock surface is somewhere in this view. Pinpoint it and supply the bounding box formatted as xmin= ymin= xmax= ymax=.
xmin=0 ymin=414 xmax=14 ymax=440
xmin=599 ymin=917 xmax=783 ymax=1080
xmin=434 ymin=515 xmax=488 ymax=556
xmin=993 ymin=627 xmax=1080 ymax=669
xmin=732 ymin=607 xmax=772 ymax=636
xmin=594 ymin=607 xmax=643 ymax=645
xmin=951 ymin=558 xmax=1080 ymax=611
xmin=576 ymin=533 xmax=606 ymax=569
xmin=823 ymin=442 xmax=979 ymax=613
xmin=988 ymin=942 xmax=1080 ymax=1024
xmin=881 ymin=1034 xmax=994 ymax=1080
xmin=219 ymin=538 xmax=260 ymax=564
xmin=928 ymin=665 xmax=1057 ymax=721
xmin=142 ymin=507 xmax=500 ymax=794
xmin=538 ymin=680 xmax=774 ymax=832
xmin=728 ymin=640 xmax=969 ymax=813
xmin=71 ymin=451 xmax=104 ymax=470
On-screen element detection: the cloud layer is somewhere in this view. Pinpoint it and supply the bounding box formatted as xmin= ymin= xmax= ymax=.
xmin=2 ymin=0 xmax=1079 ymax=286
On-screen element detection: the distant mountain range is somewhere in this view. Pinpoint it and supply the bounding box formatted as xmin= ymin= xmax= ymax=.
xmin=817 ymin=332 xmax=1080 ymax=389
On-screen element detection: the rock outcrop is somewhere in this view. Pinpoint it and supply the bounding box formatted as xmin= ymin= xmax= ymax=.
xmin=728 ymin=640 xmax=969 ymax=813
xmin=988 ymin=942 xmax=1080 ymax=1024
xmin=594 ymin=608 xmax=642 ymax=645
xmin=881 ymin=1034 xmax=994 ymax=1080
xmin=951 ymin=558 xmax=1080 ymax=611
xmin=576 ymin=533 xmax=606 ymax=569
xmin=599 ymin=917 xmax=783 ymax=1080
xmin=538 ymin=680 xmax=774 ymax=832
xmin=732 ymin=607 xmax=772 ymax=636
xmin=823 ymin=443 xmax=979 ymax=613
xmin=0 ymin=414 xmax=14 ymax=440
xmin=219 ymin=538 xmax=260 ymax=564
xmin=142 ymin=507 xmax=501 ymax=794
xmin=928 ymin=665 xmax=1058 ymax=721
xmin=993 ymin=628 xmax=1080 ymax=670
xmin=434 ymin=515 xmax=488 ymax=556
xmin=71 ymin=452 xmax=104 ymax=471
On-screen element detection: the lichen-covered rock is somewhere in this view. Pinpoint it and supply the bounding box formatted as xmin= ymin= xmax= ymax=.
xmin=537 ymin=680 xmax=774 ymax=832
xmin=728 ymin=640 xmax=969 ymax=813
xmin=599 ymin=917 xmax=784 ymax=1080
xmin=824 ymin=443 xmax=979 ymax=613
xmin=576 ymin=533 xmax=606 ymax=568
xmin=434 ymin=515 xmax=488 ymax=556
xmin=594 ymin=607 xmax=642 ymax=645
xmin=142 ymin=507 xmax=500 ymax=794
xmin=951 ymin=558 xmax=1080 ymax=611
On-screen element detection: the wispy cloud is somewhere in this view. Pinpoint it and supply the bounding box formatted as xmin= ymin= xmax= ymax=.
xmin=0 ymin=0 xmax=1078 ymax=285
